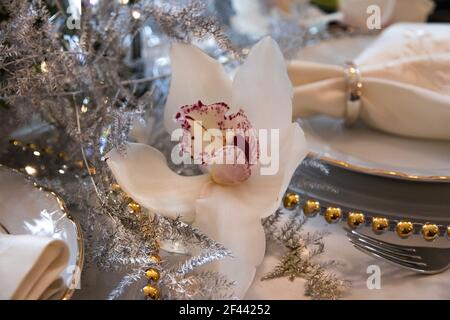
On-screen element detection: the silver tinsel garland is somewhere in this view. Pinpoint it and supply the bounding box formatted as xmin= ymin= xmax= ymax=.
xmin=1 ymin=0 xmax=240 ymax=300
xmin=0 ymin=0 xmax=349 ymax=299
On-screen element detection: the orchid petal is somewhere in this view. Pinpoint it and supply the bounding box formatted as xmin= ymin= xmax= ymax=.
xmin=246 ymin=122 xmax=307 ymax=218
xmin=195 ymin=192 xmax=266 ymax=299
xmin=210 ymin=123 xmax=304 ymax=219
xmin=165 ymin=43 xmax=232 ymax=134
xmin=106 ymin=143 xmax=210 ymax=222
xmin=192 ymin=123 xmax=305 ymax=297
xmin=232 ymin=37 xmax=292 ymax=130
xmin=200 ymin=123 xmax=306 ymax=220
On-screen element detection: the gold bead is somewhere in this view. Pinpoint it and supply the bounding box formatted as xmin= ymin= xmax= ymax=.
xmin=149 ymin=254 xmax=162 ymax=264
xmin=43 ymin=146 xmax=54 ymax=155
xmin=303 ymin=200 xmax=320 ymax=217
xmin=127 ymin=201 xmax=141 ymax=214
xmin=283 ymin=192 xmax=300 ymax=210
xmin=143 ymin=284 xmax=160 ymax=299
xmin=27 ymin=143 xmax=38 ymax=150
xmin=372 ymin=217 xmax=389 ymax=234
xmin=145 ymin=268 xmax=160 ymax=282
xmin=58 ymin=152 xmax=69 ymax=161
xmin=75 ymin=160 xmax=84 ymax=168
xmin=111 ymin=183 xmax=121 ymax=192
xmin=123 ymin=195 xmax=133 ymax=204
xmin=9 ymin=139 xmax=22 ymax=147
xmin=396 ymin=221 xmax=414 ymax=238
xmin=324 ymin=207 xmax=342 ymax=224
xmin=447 ymin=226 xmax=450 ymax=239
xmin=347 ymin=212 xmax=365 ymax=229
xmin=421 ymin=223 xmax=439 ymax=241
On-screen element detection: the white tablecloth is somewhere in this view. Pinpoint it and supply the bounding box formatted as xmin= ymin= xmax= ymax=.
xmin=246 ymin=217 xmax=450 ymax=300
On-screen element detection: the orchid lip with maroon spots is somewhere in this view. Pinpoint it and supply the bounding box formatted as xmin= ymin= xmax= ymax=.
xmin=174 ymin=100 xmax=259 ymax=185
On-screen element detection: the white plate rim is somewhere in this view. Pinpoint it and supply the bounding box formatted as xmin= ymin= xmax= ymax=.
xmin=0 ymin=164 xmax=84 ymax=300
xmin=308 ymin=151 xmax=450 ymax=183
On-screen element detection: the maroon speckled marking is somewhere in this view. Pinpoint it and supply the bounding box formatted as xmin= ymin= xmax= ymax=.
xmin=174 ymin=100 xmax=259 ymax=166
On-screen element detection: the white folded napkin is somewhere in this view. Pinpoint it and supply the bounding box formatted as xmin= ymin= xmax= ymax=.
xmin=340 ymin=0 xmax=435 ymax=29
xmin=0 ymin=234 xmax=69 ymax=300
xmin=288 ymin=23 xmax=450 ymax=140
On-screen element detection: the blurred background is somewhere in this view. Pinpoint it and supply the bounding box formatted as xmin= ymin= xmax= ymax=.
xmin=311 ymin=0 xmax=450 ymax=21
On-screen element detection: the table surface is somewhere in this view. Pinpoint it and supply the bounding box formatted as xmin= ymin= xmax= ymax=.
xmin=72 ymin=161 xmax=450 ymax=300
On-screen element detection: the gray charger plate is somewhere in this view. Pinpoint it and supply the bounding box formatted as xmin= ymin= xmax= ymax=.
xmin=291 ymin=158 xmax=450 ymax=226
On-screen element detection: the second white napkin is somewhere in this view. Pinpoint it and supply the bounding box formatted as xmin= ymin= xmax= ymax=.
xmin=288 ymin=23 xmax=450 ymax=140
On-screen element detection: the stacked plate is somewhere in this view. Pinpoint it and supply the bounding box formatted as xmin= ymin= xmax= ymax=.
xmin=294 ymin=33 xmax=450 ymax=231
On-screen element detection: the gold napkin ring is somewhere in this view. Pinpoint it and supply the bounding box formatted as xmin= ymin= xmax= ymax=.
xmin=344 ymin=62 xmax=362 ymax=126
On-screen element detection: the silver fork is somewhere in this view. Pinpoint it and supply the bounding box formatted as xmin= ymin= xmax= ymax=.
xmin=347 ymin=230 xmax=450 ymax=274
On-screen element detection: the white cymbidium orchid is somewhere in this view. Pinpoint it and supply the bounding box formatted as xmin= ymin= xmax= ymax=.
xmin=106 ymin=37 xmax=307 ymax=298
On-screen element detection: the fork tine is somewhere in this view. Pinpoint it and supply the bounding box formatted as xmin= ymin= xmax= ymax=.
xmin=350 ymin=240 xmax=427 ymax=268
xmin=347 ymin=235 xmax=423 ymax=261
xmin=348 ymin=230 xmax=416 ymax=253
xmin=349 ymin=237 xmax=425 ymax=266
xmin=347 ymin=232 xmax=422 ymax=260
xmin=351 ymin=244 xmax=428 ymax=271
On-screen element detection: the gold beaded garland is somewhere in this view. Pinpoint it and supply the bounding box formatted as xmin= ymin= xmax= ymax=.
xmin=324 ymin=207 xmax=342 ymax=224
xmin=396 ymin=221 xmax=414 ymax=238
xmin=280 ymin=193 xmax=449 ymax=241
xmin=303 ymin=200 xmax=320 ymax=217
xmin=347 ymin=212 xmax=365 ymax=229
xmin=10 ymin=139 xmax=22 ymax=147
xmin=111 ymin=183 xmax=121 ymax=192
xmin=283 ymin=193 xmax=300 ymax=210
xmin=58 ymin=152 xmax=69 ymax=161
xmin=421 ymin=223 xmax=439 ymax=241
xmin=43 ymin=146 xmax=54 ymax=155
xmin=143 ymin=284 xmax=160 ymax=300
xmin=145 ymin=268 xmax=160 ymax=282
xmin=149 ymin=254 xmax=162 ymax=264
xmin=372 ymin=217 xmax=389 ymax=233
xmin=127 ymin=201 xmax=142 ymax=214
xmin=27 ymin=143 xmax=38 ymax=150
xmin=75 ymin=160 xmax=84 ymax=169
xmin=143 ymin=251 xmax=162 ymax=299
